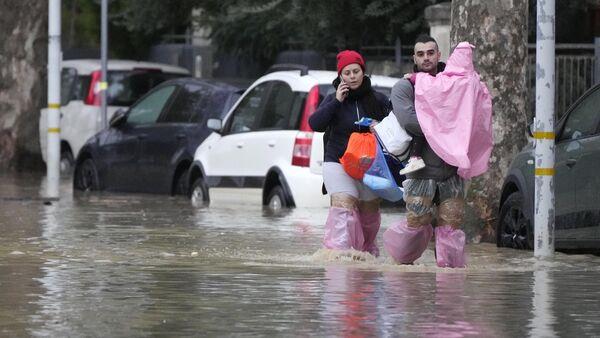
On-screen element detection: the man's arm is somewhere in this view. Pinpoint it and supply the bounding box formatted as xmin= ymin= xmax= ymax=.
xmin=390 ymin=79 xmax=423 ymax=136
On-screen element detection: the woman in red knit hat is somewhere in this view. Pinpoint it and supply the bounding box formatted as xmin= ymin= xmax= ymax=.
xmin=309 ymin=50 xmax=391 ymax=257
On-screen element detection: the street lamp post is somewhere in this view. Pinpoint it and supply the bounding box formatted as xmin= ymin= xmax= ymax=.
xmin=100 ymin=0 xmax=108 ymax=129
xmin=46 ymin=0 xmax=61 ymax=199
xmin=534 ymin=0 xmax=556 ymax=257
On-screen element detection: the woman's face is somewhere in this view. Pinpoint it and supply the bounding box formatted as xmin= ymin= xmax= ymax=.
xmin=340 ymin=63 xmax=364 ymax=90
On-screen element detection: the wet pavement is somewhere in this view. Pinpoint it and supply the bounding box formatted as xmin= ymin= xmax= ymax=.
xmin=1 ymin=172 xmax=600 ymax=337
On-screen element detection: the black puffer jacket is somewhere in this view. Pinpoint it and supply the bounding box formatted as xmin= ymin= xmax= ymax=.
xmin=309 ymin=78 xmax=390 ymax=163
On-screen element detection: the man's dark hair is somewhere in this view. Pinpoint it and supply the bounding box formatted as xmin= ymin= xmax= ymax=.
xmin=414 ymin=34 xmax=438 ymax=47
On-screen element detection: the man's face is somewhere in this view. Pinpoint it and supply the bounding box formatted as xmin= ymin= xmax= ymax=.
xmin=413 ymin=41 xmax=441 ymax=74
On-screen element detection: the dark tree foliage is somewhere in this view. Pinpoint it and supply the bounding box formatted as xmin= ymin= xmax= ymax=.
xmin=194 ymin=0 xmax=440 ymax=63
xmin=62 ymin=0 xmax=196 ymax=59
xmin=528 ymin=0 xmax=594 ymax=43
xmin=62 ymin=0 xmax=442 ymax=62
xmin=62 ymin=0 xmax=596 ymax=63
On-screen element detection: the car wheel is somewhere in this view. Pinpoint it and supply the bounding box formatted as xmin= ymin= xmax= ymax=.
xmin=190 ymin=177 xmax=210 ymax=207
xmin=497 ymin=191 xmax=533 ymax=250
xmin=74 ymin=159 xmax=100 ymax=191
xmin=266 ymin=185 xmax=288 ymax=211
xmin=60 ymin=150 xmax=74 ymax=176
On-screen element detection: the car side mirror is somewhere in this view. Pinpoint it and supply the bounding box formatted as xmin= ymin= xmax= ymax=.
xmin=207 ymin=118 xmax=222 ymax=132
xmin=109 ymin=108 xmax=127 ymax=128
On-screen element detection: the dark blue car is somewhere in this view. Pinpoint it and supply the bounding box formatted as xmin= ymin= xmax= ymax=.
xmin=73 ymin=77 xmax=243 ymax=195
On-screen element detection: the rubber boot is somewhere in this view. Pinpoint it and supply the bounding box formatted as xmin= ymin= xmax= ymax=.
xmin=383 ymin=220 xmax=433 ymax=264
xmin=323 ymin=207 xmax=364 ymax=251
xmin=435 ymin=225 xmax=466 ymax=268
xmin=360 ymin=211 xmax=381 ymax=257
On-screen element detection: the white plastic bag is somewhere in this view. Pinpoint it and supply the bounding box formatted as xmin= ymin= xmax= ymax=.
xmin=373 ymin=112 xmax=412 ymax=158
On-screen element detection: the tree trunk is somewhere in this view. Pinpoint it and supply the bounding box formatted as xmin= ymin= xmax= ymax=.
xmin=0 ymin=0 xmax=48 ymax=171
xmin=450 ymin=0 xmax=529 ymax=242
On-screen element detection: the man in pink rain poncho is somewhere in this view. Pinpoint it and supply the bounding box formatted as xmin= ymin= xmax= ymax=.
xmin=383 ymin=35 xmax=493 ymax=268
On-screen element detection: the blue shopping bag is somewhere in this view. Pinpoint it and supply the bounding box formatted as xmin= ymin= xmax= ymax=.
xmin=362 ymin=142 xmax=405 ymax=202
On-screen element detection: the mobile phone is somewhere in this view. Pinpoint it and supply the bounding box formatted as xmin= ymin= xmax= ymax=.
xmin=339 ymin=75 xmax=348 ymax=97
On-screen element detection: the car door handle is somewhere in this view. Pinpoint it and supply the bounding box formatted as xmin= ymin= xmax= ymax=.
xmin=176 ymin=133 xmax=186 ymax=140
xmin=566 ymin=158 xmax=577 ymax=168
xmin=236 ymin=142 xmax=244 ymax=149
xmin=268 ymin=140 xmax=276 ymax=147
xmin=137 ymin=134 xmax=147 ymax=140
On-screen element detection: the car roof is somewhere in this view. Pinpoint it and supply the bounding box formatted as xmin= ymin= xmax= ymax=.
xmin=61 ymin=59 xmax=190 ymax=75
xmin=255 ymin=69 xmax=400 ymax=92
xmin=160 ymin=77 xmax=244 ymax=91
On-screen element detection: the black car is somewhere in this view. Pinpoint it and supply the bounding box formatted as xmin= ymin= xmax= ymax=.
xmin=73 ymin=77 xmax=243 ymax=195
xmin=497 ymin=83 xmax=600 ymax=250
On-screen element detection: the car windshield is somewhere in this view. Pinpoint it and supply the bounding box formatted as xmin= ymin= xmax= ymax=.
xmin=106 ymin=70 xmax=185 ymax=106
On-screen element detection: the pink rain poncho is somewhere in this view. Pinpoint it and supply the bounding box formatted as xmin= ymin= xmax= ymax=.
xmin=414 ymin=42 xmax=493 ymax=179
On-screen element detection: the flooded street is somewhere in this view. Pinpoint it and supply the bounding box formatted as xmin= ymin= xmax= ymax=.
xmin=2 ymin=173 xmax=600 ymax=337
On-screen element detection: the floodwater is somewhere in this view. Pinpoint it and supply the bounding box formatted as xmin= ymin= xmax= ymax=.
xmin=1 ymin=173 xmax=600 ymax=337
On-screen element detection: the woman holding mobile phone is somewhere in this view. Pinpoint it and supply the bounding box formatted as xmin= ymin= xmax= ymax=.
xmin=309 ymin=50 xmax=391 ymax=257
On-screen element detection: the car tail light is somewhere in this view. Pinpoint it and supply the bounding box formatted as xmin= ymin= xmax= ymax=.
xmin=292 ymin=86 xmax=319 ymax=167
xmin=292 ymin=131 xmax=313 ymax=167
xmin=299 ymin=85 xmax=319 ymax=132
xmin=84 ymin=70 xmax=102 ymax=106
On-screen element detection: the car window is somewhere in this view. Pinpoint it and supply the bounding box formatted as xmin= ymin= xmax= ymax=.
xmin=199 ymin=90 xmax=237 ymax=121
xmin=560 ymin=87 xmax=600 ymax=141
xmin=219 ymin=91 xmax=241 ymax=118
xmin=60 ymin=68 xmax=78 ymax=105
xmin=258 ymin=81 xmax=299 ymax=130
xmin=227 ymin=82 xmax=270 ymax=134
xmin=74 ymin=75 xmax=91 ymax=101
xmin=106 ymin=71 xmax=184 ymax=106
xmin=127 ymin=85 xmax=176 ymax=125
xmin=318 ymin=84 xmax=335 ymax=104
xmin=161 ymin=85 xmax=204 ymax=123
xmin=192 ymin=86 xmax=228 ymax=123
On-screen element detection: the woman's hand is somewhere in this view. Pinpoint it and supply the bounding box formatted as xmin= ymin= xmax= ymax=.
xmin=369 ymin=121 xmax=379 ymax=133
xmin=336 ymin=81 xmax=350 ymax=102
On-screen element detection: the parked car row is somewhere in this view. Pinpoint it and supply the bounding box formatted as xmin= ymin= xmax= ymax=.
xmin=72 ymin=77 xmax=243 ymax=195
xmin=39 ymin=59 xmax=190 ymax=174
xmin=71 ymin=64 xmax=400 ymax=209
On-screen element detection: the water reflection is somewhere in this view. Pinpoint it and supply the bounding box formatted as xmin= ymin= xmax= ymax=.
xmin=529 ymin=268 xmax=555 ymax=337
xmin=321 ymin=266 xmax=381 ymax=336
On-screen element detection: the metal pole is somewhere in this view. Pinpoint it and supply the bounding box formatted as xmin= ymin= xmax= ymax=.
xmin=100 ymin=0 xmax=108 ymax=129
xmin=395 ymin=37 xmax=402 ymax=71
xmin=534 ymin=0 xmax=555 ymax=257
xmin=594 ymin=37 xmax=599 ymax=85
xmin=47 ymin=0 xmax=61 ymax=199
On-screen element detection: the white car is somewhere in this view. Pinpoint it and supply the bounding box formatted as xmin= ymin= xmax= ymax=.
xmin=187 ymin=66 xmax=400 ymax=209
xmin=39 ymin=59 xmax=189 ymax=174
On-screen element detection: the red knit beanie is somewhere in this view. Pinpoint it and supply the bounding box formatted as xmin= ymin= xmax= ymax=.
xmin=336 ymin=50 xmax=365 ymax=74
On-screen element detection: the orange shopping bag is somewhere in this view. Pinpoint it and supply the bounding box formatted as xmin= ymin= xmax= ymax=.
xmin=339 ymin=132 xmax=377 ymax=180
